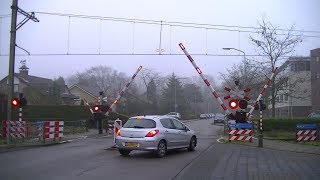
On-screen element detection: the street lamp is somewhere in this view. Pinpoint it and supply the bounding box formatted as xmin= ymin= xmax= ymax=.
xmin=223 ymin=47 xmax=247 ymax=87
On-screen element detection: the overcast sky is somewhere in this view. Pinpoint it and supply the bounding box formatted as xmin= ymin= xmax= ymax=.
xmin=0 ymin=0 xmax=319 ymax=83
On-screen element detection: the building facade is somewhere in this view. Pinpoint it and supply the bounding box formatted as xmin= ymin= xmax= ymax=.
xmin=310 ymin=48 xmax=320 ymax=113
xmin=274 ymin=56 xmax=312 ymax=117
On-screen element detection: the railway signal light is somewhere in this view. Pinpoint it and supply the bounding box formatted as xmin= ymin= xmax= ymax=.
xmin=11 ymin=98 xmax=19 ymax=107
xmin=229 ymin=99 xmax=238 ymax=109
xmin=93 ymin=105 xmax=100 ymax=112
xmin=239 ymin=99 xmax=248 ymax=109
xmin=19 ymin=93 xmax=27 ymax=107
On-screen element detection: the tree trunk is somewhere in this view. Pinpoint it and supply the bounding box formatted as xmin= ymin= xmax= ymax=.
xmin=271 ymin=78 xmax=276 ymax=117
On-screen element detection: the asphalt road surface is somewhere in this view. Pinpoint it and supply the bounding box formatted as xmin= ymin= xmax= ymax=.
xmin=1 ymin=119 xmax=319 ymax=180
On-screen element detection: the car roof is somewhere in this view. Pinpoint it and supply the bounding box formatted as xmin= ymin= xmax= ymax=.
xmin=130 ymin=115 xmax=166 ymax=120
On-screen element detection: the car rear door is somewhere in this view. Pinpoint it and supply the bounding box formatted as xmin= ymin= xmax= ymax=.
xmin=171 ymin=119 xmax=190 ymax=146
xmin=160 ymin=118 xmax=179 ymax=147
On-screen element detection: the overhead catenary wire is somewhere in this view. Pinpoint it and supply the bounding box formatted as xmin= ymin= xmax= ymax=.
xmin=30 ymin=11 xmax=320 ymax=34
xmin=0 ymin=52 xmax=297 ymax=58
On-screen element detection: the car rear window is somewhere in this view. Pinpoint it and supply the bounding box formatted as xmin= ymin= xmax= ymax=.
xmin=123 ymin=118 xmax=156 ymax=128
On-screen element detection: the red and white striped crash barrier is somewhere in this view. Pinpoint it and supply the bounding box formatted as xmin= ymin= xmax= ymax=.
xmin=296 ymin=130 xmax=317 ymax=141
xmin=228 ymin=129 xmax=253 ymax=142
xmin=2 ymin=120 xmax=27 ymax=138
xmin=43 ymin=121 xmax=64 ymax=139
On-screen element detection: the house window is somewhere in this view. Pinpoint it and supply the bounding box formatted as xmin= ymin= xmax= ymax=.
xmin=284 ymin=94 xmax=289 ymax=102
xmin=317 ymin=73 xmax=320 ymax=79
xmin=306 ymin=61 xmax=310 ymax=71
xmin=280 ymin=95 xmax=284 ymax=102
xmin=14 ymin=84 xmax=19 ymax=92
xmin=316 ymin=57 xmax=319 ymax=62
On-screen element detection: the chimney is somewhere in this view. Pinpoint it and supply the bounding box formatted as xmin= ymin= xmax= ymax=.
xmin=19 ymin=60 xmax=29 ymax=78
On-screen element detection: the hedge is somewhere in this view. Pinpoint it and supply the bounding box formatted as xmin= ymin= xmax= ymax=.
xmin=11 ymin=105 xmax=129 ymax=122
xmin=252 ymin=118 xmax=320 ymax=131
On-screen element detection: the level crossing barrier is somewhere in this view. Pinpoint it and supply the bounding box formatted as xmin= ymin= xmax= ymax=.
xmin=228 ymin=123 xmax=253 ymax=142
xmin=296 ymin=124 xmax=317 ymax=142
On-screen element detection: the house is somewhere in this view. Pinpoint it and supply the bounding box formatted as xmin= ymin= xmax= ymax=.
xmin=273 ymin=55 xmax=312 ymax=117
xmin=68 ymin=84 xmax=102 ymax=105
xmin=0 ymin=61 xmax=75 ymax=105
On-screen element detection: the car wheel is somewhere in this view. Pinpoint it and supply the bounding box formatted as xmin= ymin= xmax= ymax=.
xmin=156 ymin=140 xmax=167 ymax=158
xmin=119 ymin=149 xmax=131 ymax=156
xmin=188 ymin=136 xmax=197 ymax=151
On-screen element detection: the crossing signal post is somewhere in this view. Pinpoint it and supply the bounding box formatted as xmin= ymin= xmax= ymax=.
xmin=257 ymin=99 xmax=266 ymax=147
xmin=224 ymin=81 xmax=250 ymax=123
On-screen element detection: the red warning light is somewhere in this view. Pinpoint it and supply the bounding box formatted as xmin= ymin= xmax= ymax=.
xmin=229 ymin=99 xmax=239 ymax=109
xmin=93 ymin=105 xmax=100 ymax=112
xmin=11 ymin=98 xmax=19 ymax=107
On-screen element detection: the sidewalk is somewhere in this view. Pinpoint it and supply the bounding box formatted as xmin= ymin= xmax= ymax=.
xmin=219 ymin=136 xmax=320 ymax=155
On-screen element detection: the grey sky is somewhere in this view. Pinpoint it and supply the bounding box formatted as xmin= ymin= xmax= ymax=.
xmin=0 ymin=0 xmax=319 ymax=83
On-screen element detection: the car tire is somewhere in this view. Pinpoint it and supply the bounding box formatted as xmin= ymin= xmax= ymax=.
xmin=187 ymin=136 xmax=197 ymax=151
xmin=156 ymin=140 xmax=167 ymax=158
xmin=119 ymin=149 xmax=131 ymax=156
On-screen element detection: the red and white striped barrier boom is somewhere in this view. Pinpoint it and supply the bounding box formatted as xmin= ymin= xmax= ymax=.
xmin=179 ymin=43 xmax=230 ymax=114
xmin=247 ymin=67 xmax=278 ymax=118
xmin=83 ymin=98 xmax=94 ymax=114
xmin=105 ymin=65 xmax=142 ymax=116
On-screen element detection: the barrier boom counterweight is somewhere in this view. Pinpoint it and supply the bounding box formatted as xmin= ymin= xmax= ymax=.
xmin=105 ymin=65 xmax=142 ymax=116
xmin=179 ymin=43 xmax=230 ymax=114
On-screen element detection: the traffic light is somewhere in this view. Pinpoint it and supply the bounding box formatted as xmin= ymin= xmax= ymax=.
xmin=228 ymin=99 xmax=239 ymax=109
xmin=19 ymin=93 xmax=27 ymax=107
xmin=11 ymin=98 xmax=19 ymax=107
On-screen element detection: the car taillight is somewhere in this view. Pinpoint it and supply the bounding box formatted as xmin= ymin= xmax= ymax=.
xmin=116 ymin=129 xmax=121 ymax=136
xmin=145 ymin=130 xmax=159 ymax=137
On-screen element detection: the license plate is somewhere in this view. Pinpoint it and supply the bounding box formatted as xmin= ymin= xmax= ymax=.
xmin=125 ymin=142 xmax=138 ymax=147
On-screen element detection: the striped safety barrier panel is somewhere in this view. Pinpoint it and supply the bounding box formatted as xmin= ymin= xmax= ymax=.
xmin=43 ymin=121 xmax=64 ymax=139
xmin=228 ymin=123 xmax=253 ymax=142
xmin=2 ymin=120 xmax=27 ymax=139
xmin=107 ymin=123 xmax=114 ymax=133
xmin=296 ymin=124 xmax=317 ymax=142
xmin=114 ymin=119 xmax=122 ymax=143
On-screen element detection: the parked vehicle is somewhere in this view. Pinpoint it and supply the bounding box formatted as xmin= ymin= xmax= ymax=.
xmin=166 ymin=112 xmax=181 ymax=119
xmin=214 ymin=113 xmax=225 ymax=124
xmin=308 ymin=113 xmax=320 ymax=119
xmin=200 ymin=114 xmax=207 ymax=119
xmin=115 ymin=115 xmax=197 ymax=158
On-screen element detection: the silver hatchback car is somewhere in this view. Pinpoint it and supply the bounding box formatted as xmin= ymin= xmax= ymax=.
xmin=115 ymin=115 xmax=197 ymax=157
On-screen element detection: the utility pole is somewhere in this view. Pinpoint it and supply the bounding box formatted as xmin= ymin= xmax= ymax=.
xmin=7 ymin=0 xmax=39 ymax=122
xmin=7 ymin=0 xmax=18 ymax=122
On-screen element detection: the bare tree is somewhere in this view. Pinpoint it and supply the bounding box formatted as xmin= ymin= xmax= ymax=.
xmin=249 ymin=18 xmax=303 ymax=117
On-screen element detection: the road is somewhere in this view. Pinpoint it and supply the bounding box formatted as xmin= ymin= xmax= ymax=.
xmin=1 ymin=119 xmax=320 ymax=180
